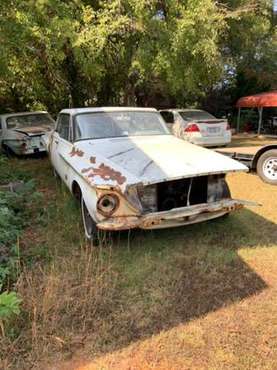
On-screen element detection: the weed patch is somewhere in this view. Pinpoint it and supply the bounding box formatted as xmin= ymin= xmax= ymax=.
xmin=0 ymin=156 xmax=31 ymax=185
xmin=0 ymin=180 xmax=42 ymax=289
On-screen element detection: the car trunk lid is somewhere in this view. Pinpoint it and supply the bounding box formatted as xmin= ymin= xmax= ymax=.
xmin=193 ymin=119 xmax=227 ymax=137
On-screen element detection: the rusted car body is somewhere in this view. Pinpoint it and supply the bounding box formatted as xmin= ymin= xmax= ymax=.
xmin=0 ymin=111 xmax=54 ymax=155
xmin=47 ymin=107 xmax=253 ymax=239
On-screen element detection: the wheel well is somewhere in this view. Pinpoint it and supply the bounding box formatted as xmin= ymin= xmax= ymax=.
xmin=252 ymin=145 xmax=277 ymax=169
xmin=2 ymin=143 xmax=14 ymax=156
xmin=72 ymin=181 xmax=82 ymax=203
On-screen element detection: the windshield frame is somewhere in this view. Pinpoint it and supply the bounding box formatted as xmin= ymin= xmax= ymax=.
xmin=73 ymin=111 xmax=171 ymax=142
xmin=6 ymin=113 xmax=54 ymax=129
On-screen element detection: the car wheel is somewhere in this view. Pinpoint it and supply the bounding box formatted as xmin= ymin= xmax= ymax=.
xmin=81 ymin=196 xmax=99 ymax=244
xmin=257 ymin=150 xmax=277 ymax=185
xmin=2 ymin=144 xmax=14 ymax=158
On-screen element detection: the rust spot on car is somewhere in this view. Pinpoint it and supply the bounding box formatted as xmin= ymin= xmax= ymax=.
xmin=143 ymin=218 xmax=161 ymax=228
xmin=97 ymin=216 xmax=139 ymax=230
xmin=82 ymin=163 xmax=126 ymax=185
xmin=90 ymin=156 xmax=96 ymax=164
xmin=69 ymin=147 xmax=84 ymax=157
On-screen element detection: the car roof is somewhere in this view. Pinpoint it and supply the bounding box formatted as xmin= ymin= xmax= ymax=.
xmin=60 ymin=107 xmax=157 ymax=115
xmin=0 ymin=111 xmax=48 ymax=119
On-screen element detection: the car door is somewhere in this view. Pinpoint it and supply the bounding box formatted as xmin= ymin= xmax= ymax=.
xmin=51 ymin=113 xmax=73 ymax=186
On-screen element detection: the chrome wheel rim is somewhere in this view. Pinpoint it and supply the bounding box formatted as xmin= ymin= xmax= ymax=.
xmin=262 ymin=157 xmax=277 ymax=180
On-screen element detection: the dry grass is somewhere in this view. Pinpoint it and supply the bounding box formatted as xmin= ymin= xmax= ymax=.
xmin=0 ymin=244 xmax=117 ymax=369
xmin=229 ymin=134 xmax=277 ymax=147
xmin=0 ymin=150 xmax=277 ymax=370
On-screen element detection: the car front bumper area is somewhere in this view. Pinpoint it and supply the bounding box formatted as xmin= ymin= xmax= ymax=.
xmin=188 ymin=135 xmax=231 ymax=147
xmin=97 ymin=198 xmax=258 ymax=231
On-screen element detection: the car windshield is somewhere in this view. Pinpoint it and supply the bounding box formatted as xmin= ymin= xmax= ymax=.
xmin=7 ymin=113 xmax=54 ymax=129
xmin=179 ymin=110 xmax=216 ymax=121
xmin=74 ymin=111 xmax=170 ymax=140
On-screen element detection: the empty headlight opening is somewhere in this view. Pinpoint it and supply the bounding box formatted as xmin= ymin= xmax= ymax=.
xmin=97 ymin=194 xmax=120 ymax=216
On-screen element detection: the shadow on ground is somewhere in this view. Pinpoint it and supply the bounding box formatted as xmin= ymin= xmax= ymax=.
xmin=70 ymin=207 xmax=275 ymax=361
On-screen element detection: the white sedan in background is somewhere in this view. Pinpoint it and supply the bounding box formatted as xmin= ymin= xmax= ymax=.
xmin=160 ymin=109 xmax=231 ymax=147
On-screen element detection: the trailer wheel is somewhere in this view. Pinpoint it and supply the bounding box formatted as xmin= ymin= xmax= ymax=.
xmin=257 ymin=149 xmax=277 ymax=185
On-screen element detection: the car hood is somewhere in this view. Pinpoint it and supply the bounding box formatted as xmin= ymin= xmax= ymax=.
xmin=64 ymin=135 xmax=247 ymax=191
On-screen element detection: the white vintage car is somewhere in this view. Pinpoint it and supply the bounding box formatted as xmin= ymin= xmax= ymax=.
xmin=48 ymin=107 xmax=253 ymax=240
xmin=0 ymin=111 xmax=55 ymax=156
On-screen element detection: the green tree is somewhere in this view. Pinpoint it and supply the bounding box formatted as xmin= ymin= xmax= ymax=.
xmin=0 ymin=0 xmax=275 ymax=113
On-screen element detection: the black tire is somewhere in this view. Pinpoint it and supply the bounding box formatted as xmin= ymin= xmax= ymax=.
xmin=256 ymin=149 xmax=277 ymax=185
xmin=81 ymin=196 xmax=99 ymax=244
xmin=2 ymin=144 xmax=14 ymax=158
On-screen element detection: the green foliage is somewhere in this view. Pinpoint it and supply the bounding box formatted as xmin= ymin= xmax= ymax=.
xmin=0 ymin=291 xmax=21 ymax=321
xmin=0 ymin=0 xmax=275 ymax=112
xmin=0 ymin=157 xmax=42 ymax=289
xmin=0 ymin=156 xmax=31 ymax=185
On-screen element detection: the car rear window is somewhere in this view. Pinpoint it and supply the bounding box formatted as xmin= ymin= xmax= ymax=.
xmin=7 ymin=114 xmax=54 ymax=129
xmin=179 ymin=110 xmax=216 ymax=121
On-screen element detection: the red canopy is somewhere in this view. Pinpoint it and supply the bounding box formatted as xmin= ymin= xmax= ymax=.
xmin=236 ymin=91 xmax=277 ymax=108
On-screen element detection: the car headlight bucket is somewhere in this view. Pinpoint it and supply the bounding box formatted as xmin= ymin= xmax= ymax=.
xmin=97 ymin=194 xmax=119 ymax=216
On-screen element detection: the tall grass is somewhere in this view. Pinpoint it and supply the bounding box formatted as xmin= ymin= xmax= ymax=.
xmin=0 ymin=156 xmax=120 ymax=368
xmin=1 ymin=243 xmax=117 ymax=369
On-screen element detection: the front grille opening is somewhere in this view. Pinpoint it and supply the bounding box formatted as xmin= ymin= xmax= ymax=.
xmin=157 ymin=176 xmax=208 ymax=211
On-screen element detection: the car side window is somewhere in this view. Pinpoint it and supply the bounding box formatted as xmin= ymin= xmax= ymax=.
xmin=56 ymin=114 xmax=70 ymax=141
xmin=160 ymin=111 xmax=174 ymax=124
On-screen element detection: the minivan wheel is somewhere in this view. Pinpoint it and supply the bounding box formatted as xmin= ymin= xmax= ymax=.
xmin=257 ymin=149 xmax=277 ymax=185
xmin=81 ymin=197 xmax=99 ymax=244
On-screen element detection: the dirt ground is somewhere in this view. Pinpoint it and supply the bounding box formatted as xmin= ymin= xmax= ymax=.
xmin=229 ymin=133 xmax=277 ymax=147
